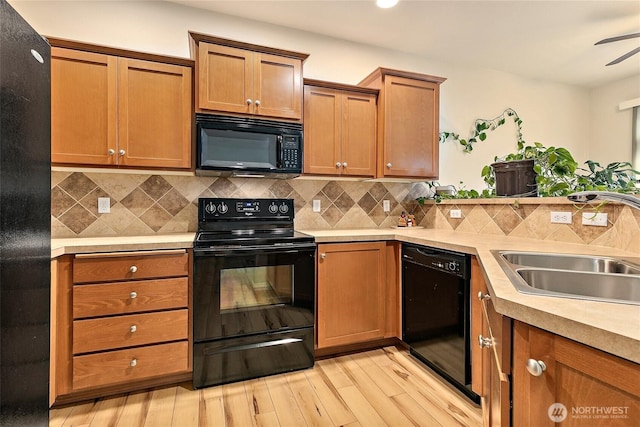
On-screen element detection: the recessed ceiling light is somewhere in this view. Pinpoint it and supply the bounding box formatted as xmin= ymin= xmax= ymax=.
xmin=377 ymin=0 xmax=399 ymax=9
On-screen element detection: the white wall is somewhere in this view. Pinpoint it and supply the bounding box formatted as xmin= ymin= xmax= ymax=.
xmin=11 ymin=0 xmax=605 ymax=191
xmin=588 ymin=75 xmax=640 ymax=167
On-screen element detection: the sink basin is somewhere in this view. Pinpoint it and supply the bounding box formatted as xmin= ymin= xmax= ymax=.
xmin=499 ymin=251 xmax=640 ymax=274
xmin=492 ymin=250 xmax=640 ymax=305
xmin=515 ymin=268 xmax=640 ymax=305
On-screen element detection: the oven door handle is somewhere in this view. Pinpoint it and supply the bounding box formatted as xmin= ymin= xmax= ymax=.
xmin=194 ymin=242 xmax=316 ymax=256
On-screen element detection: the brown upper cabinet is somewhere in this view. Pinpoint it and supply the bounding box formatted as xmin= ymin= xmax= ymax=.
xmin=303 ymin=80 xmax=378 ymax=177
xmin=190 ymin=32 xmax=308 ymax=121
xmin=360 ymin=68 xmax=446 ymax=179
xmin=50 ymin=39 xmax=193 ymax=169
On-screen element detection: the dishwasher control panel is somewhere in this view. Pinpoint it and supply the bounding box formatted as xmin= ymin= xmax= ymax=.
xmin=401 ymin=244 xmax=469 ymax=279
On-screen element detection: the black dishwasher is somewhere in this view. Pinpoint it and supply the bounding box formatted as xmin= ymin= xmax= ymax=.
xmin=402 ymin=243 xmax=479 ymax=403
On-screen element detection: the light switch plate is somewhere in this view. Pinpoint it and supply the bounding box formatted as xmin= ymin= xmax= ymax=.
xmin=581 ymin=212 xmax=607 ymax=227
xmin=312 ymin=199 xmax=321 ymax=212
xmin=450 ymin=209 xmax=462 ymax=218
xmin=98 ymin=197 xmax=110 ymax=214
xmin=383 ymin=200 xmax=390 ymax=212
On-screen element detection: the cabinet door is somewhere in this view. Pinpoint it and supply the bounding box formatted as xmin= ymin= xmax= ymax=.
xmin=197 ymin=42 xmax=252 ymax=114
xmin=380 ymin=75 xmax=439 ymax=178
xmin=253 ymin=52 xmax=302 ymax=120
xmin=317 ymin=242 xmax=386 ymax=348
xmin=118 ymin=58 xmax=192 ymax=168
xmin=341 ymin=92 xmax=377 ymax=177
xmin=51 ymin=47 xmax=117 ymax=165
xmin=513 ymin=321 xmax=640 ymax=426
xmin=303 ymin=86 xmax=341 ymax=175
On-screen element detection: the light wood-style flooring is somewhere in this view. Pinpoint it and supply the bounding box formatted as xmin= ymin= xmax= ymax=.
xmin=49 ymin=346 xmax=482 ymax=427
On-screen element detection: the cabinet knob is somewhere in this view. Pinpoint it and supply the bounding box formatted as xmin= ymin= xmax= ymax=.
xmin=119 ymin=149 xmax=126 ymax=156
xmin=246 ymin=98 xmax=252 ymax=105
xmin=129 ymin=291 xmax=137 ymax=299
xmin=386 ymin=163 xmax=392 ymax=169
xmin=320 ymin=253 xmax=326 ymax=260
xmin=342 ymin=162 xmax=348 ymax=168
xmin=478 ymin=335 xmax=493 ymax=348
xmin=108 ymin=149 xmax=115 ymax=155
xmin=255 ymin=99 xmax=261 ymax=106
xmin=526 ymin=359 xmax=547 ymax=376
xmin=130 ymin=325 xmax=137 ymax=333
xmin=477 ymin=291 xmax=491 ymax=301
xmin=335 ymin=162 xmax=342 ymax=168
xmin=129 ymin=265 xmax=138 ymax=273
xmin=130 ymin=358 xmax=137 ymax=367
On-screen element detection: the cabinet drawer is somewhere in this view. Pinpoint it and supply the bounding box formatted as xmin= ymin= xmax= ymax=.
xmin=73 ymin=252 xmax=188 ymax=283
xmin=482 ymin=298 xmax=512 ymax=374
xmin=72 ymin=341 xmax=189 ymax=390
xmin=73 ymin=277 xmax=188 ymax=318
xmin=73 ymin=309 xmax=188 ymax=354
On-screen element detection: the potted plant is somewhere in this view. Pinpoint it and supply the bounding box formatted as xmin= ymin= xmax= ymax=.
xmin=438 ymin=108 xmax=639 ymax=198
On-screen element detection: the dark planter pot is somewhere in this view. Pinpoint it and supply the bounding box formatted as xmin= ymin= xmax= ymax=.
xmin=491 ymin=159 xmax=538 ymax=197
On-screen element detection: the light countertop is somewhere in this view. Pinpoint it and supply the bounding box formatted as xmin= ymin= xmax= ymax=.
xmin=51 ymin=229 xmax=640 ymax=364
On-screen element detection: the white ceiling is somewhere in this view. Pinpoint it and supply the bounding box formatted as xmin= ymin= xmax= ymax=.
xmin=168 ymin=0 xmax=640 ymax=88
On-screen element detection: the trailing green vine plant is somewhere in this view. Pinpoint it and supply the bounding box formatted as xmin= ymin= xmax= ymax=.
xmin=439 ymin=108 xmax=523 ymax=153
xmin=431 ymin=107 xmax=639 ymax=200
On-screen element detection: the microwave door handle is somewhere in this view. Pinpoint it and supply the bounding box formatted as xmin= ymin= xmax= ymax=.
xmin=276 ymin=135 xmax=283 ymax=168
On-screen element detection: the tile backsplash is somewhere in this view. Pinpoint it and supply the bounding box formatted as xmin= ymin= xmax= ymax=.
xmin=51 ymin=171 xmax=640 ymax=253
xmin=50 ymin=171 xmax=429 ymax=237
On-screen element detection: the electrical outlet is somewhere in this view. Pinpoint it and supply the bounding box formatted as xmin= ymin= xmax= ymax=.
xmin=450 ymin=209 xmax=462 ymax=218
xmin=312 ymin=199 xmax=321 ymax=212
xmin=550 ymin=211 xmax=572 ymax=224
xmin=383 ymin=200 xmax=391 ymax=212
xmin=97 ymin=197 xmax=110 ymax=214
xmin=581 ymin=212 xmax=608 ymax=227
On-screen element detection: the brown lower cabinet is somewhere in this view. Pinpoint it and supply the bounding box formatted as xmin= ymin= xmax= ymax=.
xmin=473 ymin=257 xmax=640 ymax=426
xmin=512 ymin=321 xmax=640 ymax=427
xmin=50 ymin=249 xmax=192 ymax=406
xmin=316 ymin=242 xmax=400 ymax=352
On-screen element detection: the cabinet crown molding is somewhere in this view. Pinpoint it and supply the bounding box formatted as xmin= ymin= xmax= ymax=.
xmin=188 ymin=31 xmax=310 ymax=61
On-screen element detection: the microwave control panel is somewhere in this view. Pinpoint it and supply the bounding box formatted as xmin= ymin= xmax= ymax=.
xmin=280 ymin=136 xmax=301 ymax=169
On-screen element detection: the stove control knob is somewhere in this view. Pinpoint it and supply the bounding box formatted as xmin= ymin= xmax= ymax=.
xmin=205 ymin=202 xmax=216 ymax=214
xmin=448 ymin=262 xmax=458 ymax=271
xmin=218 ymin=202 xmax=228 ymax=214
xmin=279 ymin=203 xmax=289 ymax=214
xmin=268 ymin=203 xmax=278 ymax=214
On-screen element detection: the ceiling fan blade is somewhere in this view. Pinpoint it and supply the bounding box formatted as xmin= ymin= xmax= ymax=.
xmin=606 ymin=46 xmax=640 ymax=66
xmin=595 ymin=32 xmax=640 ymax=45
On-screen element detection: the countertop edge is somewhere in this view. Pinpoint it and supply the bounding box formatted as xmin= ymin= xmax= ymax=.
xmin=52 ymin=230 xmax=640 ymax=364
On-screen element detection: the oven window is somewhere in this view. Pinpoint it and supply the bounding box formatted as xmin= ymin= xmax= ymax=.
xmin=220 ymin=265 xmax=293 ymax=311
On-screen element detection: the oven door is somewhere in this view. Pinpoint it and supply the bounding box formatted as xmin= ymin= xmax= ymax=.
xmin=193 ymin=243 xmax=315 ymax=342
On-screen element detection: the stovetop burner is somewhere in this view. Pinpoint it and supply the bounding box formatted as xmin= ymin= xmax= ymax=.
xmin=194 ymin=198 xmax=314 ymax=248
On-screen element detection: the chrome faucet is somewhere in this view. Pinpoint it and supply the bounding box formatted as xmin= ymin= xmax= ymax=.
xmin=567 ymin=191 xmax=640 ymax=210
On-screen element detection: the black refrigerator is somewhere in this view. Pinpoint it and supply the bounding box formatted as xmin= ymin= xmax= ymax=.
xmin=0 ymin=0 xmax=51 ymax=425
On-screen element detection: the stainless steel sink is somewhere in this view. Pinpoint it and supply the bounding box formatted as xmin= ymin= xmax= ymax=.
xmin=499 ymin=251 xmax=640 ymax=275
xmin=516 ymin=268 xmax=640 ymax=304
xmin=492 ymin=250 xmax=640 ymax=305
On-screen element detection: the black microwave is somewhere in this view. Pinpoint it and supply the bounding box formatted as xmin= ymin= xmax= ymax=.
xmin=196 ymin=114 xmax=303 ymax=178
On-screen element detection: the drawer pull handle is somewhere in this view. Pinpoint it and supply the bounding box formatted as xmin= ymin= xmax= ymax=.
xmin=477 ymin=291 xmax=491 ymax=301
xmin=526 ymin=359 xmax=547 ymax=377
xmin=129 ymin=291 xmax=137 ymax=299
xmin=130 ymin=325 xmax=137 ymax=333
xmin=130 ymin=358 xmax=137 ymax=367
xmin=478 ymin=335 xmax=493 ymax=348
xmin=320 ymin=253 xmax=326 ymax=260
xmin=129 ymin=265 xmax=138 ymax=273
